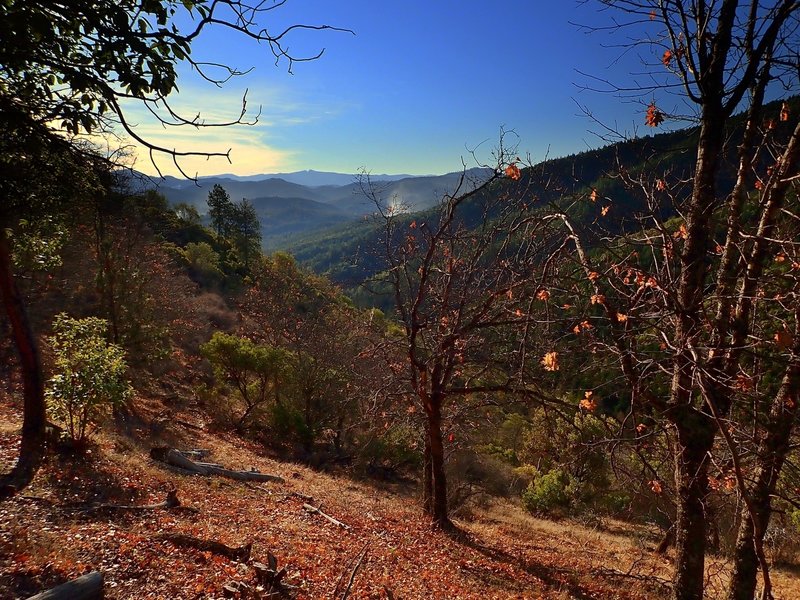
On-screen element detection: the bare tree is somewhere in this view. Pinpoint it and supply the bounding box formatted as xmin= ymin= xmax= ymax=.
xmin=561 ymin=3 xmax=800 ymax=598
xmin=365 ymin=142 xmax=566 ymax=526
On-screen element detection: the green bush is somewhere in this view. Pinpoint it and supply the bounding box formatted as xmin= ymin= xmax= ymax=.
xmin=46 ymin=313 xmax=132 ymax=447
xmin=521 ymin=468 xmax=573 ymax=516
xmin=270 ymin=402 xmax=313 ymax=447
xmin=200 ymin=331 xmax=291 ymax=430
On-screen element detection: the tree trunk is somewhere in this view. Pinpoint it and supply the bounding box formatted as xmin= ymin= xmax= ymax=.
xmin=422 ymin=427 xmax=433 ymax=515
xmin=672 ymin=411 xmax=715 ymax=600
xmin=727 ymin=349 xmax=800 ymax=600
xmin=669 ymin=110 xmax=726 ymax=600
xmin=0 ymin=226 xmax=46 ymax=496
xmin=425 ymin=395 xmax=448 ymax=527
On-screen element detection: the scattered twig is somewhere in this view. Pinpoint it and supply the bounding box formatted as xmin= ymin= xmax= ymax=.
xmin=302 ymin=502 xmax=350 ymax=530
xmin=340 ymin=543 xmax=369 ymax=600
xmin=156 ymin=532 xmax=252 ymax=562
xmin=286 ymin=491 xmax=314 ymax=502
xmin=78 ymin=489 xmax=183 ymax=512
xmin=18 ymin=495 xmax=56 ymax=505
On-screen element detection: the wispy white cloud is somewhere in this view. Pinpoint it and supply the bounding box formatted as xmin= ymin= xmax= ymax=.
xmin=110 ymin=83 xmax=352 ymax=177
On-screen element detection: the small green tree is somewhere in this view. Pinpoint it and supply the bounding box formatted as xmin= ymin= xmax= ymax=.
xmin=181 ymin=241 xmax=224 ymax=287
xmin=46 ymin=314 xmax=132 ymax=447
xmin=200 ymin=331 xmax=290 ymax=431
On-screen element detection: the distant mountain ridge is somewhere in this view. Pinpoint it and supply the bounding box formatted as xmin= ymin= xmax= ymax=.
xmin=282 ymin=96 xmax=800 ymax=290
xmin=151 ymin=167 xmax=493 ymax=249
xmin=205 ymin=170 xmax=421 ymax=187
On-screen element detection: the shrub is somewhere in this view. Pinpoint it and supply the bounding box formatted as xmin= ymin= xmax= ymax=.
xmin=46 ymin=313 xmax=132 ymax=447
xmin=270 ymin=402 xmax=312 ymax=448
xmin=200 ymin=331 xmax=291 ymax=431
xmin=521 ymin=468 xmax=573 ymax=516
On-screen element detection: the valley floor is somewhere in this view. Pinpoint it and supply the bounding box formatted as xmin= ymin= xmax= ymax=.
xmin=1 ymin=398 xmax=799 ymax=600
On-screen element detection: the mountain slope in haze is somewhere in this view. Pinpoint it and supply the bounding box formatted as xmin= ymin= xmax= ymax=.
xmin=157 ymin=168 xmax=494 ymax=215
xmin=247 ymin=196 xmax=354 ymax=250
xmin=152 ymin=168 xmax=494 ymax=248
xmin=281 ymin=97 xmax=799 ymax=290
xmin=209 ymin=169 xmax=419 ymax=186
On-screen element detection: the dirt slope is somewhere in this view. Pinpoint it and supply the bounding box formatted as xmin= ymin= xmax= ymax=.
xmin=1 ymin=398 xmax=798 ymax=600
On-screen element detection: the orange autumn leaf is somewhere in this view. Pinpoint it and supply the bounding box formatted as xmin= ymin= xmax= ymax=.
xmin=780 ymin=102 xmax=790 ymax=122
xmin=755 ymin=179 xmax=764 ymax=190
xmin=636 ymin=423 xmax=647 ymax=434
xmin=662 ymin=49 xmax=673 ymax=67
xmin=649 ymin=9 xmax=657 ymax=20
xmin=616 ymin=313 xmax=628 ymax=323
xmin=601 ymin=205 xmax=610 ymax=216
xmin=573 ymin=320 xmax=593 ymax=334
xmin=656 ymin=178 xmax=666 ymax=191
xmin=409 ymin=220 xmax=417 ymax=229
xmin=505 ymin=163 xmax=522 ymax=180
xmin=587 ymin=271 xmax=600 ymax=281
xmin=673 ymin=223 xmax=688 ymax=240
xmin=541 ymin=351 xmax=559 ymax=372
xmin=589 ymin=188 xmax=598 ymax=202
xmin=775 ymin=326 xmax=794 ymax=349
xmin=650 ymin=480 xmax=663 ymax=494
xmin=590 ymin=294 xmax=606 ymax=305
xmin=775 ymin=253 xmax=787 ymax=263
xmin=536 ymin=288 xmax=551 ymax=301
xmin=580 ymin=391 xmax=597 ymax=412
xmin=645 ymin=102 xmax=664 ymax=127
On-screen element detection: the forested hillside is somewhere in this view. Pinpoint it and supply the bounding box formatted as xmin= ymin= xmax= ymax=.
xmin=283 ymin=104 xmax=764 ymax=291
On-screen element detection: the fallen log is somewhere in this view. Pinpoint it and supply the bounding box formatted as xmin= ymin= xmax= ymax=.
xmin=27 ymin=571 xmax=104 ymax=600
xmin=180 ymin=448 xmax=211 ymax=459
xmin=205 ymin=465 xmax=284 ymax=483
xmin=156 ymin=532 xmax=252 ymax=562
xmin=302 ymin=503 xmax=350 ymax=530
xmin=150 ymin=447 xmax=285 ymax=483
xmin=193 ymin=461 xmax=225 ymax=469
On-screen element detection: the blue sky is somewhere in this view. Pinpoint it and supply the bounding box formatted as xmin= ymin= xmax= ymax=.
xmin=129 ymin=1 xmax=674 ymax=178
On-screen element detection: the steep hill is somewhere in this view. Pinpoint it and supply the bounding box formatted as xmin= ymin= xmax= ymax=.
xmin=4 ymin=398 xmax=798 ymax=599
